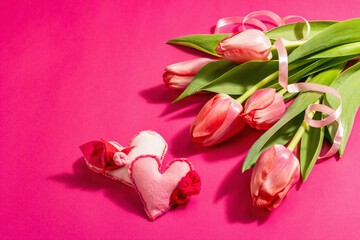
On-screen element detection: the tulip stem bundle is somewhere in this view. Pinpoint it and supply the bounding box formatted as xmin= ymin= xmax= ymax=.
xmin=235 ymin=61 xmax=306 ymax=104
xmin=287 ymin=120 xmax=308 ymax=152
xmin=269 ymin=41 xmax=305 ymax=55
xmin=235 ymin=71 xmax=279 ymax=103
xmin=277 ymin=88 xmax=287 ymax=95
xmin=287 ymin=101 xmax=318 ymax=152
xmin=164 ymin=11 xmax=360 ymax=211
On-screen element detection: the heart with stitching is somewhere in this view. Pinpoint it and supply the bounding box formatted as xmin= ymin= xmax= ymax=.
xmin=80 ymin=130 xmax=168 ymax=187
xmin=129 ymin=155 xmax=201 ymax=220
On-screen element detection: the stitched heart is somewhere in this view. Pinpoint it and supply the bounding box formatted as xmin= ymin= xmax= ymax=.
xmin=80 ymin=130 xmax=168 ymax=187
xmin=129 ymin=155 xmax=193 ymax=220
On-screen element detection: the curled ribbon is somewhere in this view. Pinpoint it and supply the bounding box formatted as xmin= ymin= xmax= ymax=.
xmin=280 ymin=15 xmax=311 ymax=41
xmin=214 ymin=10 xmax=343 ymax=158
xmin=214 ymin=10 xmax=311 ymax=40
xmin=274 ymin=38 xmax=343 ymax=158
xmin=214 ymin=17 xmax=267 ymax=34
xmin=242 ymin=10 xmax=282 ymax=31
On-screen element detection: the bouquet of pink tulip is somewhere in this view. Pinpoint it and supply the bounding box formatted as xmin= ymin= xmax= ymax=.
xmin=163 ymin=11 xmax=360 ymax=210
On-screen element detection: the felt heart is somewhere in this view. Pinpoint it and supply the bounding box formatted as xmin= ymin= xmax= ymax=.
xmin=81 ymin=130 xmax=168 ymax=187
xmin=129 ymin=155 xmax=193 ymax=220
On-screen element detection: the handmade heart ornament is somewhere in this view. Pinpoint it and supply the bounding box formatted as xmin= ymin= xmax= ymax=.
xmin=129 ymin=155 xmax=200 ymax=220
xmin=107 ymin=131 xmax=168 ymax=185
xmin=80 ymin=130 xmax=168 ymax=187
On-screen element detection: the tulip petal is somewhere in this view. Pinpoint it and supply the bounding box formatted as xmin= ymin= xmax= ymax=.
xmin=253 ymin=195 xmax=274 ymax=208
xmin=201 ymin=100 xmax=244 ymax=146
xmin=250 ymin=144 xmax=300 ymax=210
xmin=218 ymin=29 xmax=271 ymax=52
xmin=219 ymin=48 xmax=271 ymax=64
xmin=192 ymin=98 xmax=231 ymax=139
xmin=216 ymin=29 xmax=272 ymax=63
xmin=190 ymin=94 xmax=245 ymax=146
xmin=244 ymin=90 xmax=286 ymax=130
xmin=191 ymin=94 xmax=228 ymax=139
xmin=165 ymin=58 xmax=214 ymax=76
xmin=250 ymin=145 xmax=277 ymax=198
xmin=266 ymin=172 xmax=299 ymax=211
xmin=163 ymin=73 xmax=194 ymax=90
xmin=260 ymin=145 xmax=299 ymax=196
xmin=244 ymin=88 xmax=276 ymax=114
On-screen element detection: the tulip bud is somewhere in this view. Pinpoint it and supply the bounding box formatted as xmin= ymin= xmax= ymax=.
xmin=190 ymin=93 xmax=245 ymax=146
xmin=215 ymin=29 xmax=272 ymax=64
xmin=250 ymin=144 xmax=300 ymax=211
xmin=163 ymin=58 xmax=214 ymax=90
xmin=242 ymin=88 xmax=286 ymax=130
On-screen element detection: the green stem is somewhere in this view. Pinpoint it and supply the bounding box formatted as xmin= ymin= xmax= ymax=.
xmin=287 ymin=100 xmax=320 ymax=152
xmin=270 ymin=41 xmax=306 ymax=59
xmin=287 ymin=120 xmax=309 ymax=152
xmin=278 ymin=88 xmax=287 ymax=95
xmin=269 ymin=41 xmax=304 ymax=51
xmin=236 ymin=71 xmax=278 ymax=103
xmin=235 ymin=60 xmax=306 ymax=104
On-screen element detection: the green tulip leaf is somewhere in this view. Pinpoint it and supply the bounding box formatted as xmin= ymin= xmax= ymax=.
xmin=166 ymin=34 xmax=229 ymax=57
xmin=304 ymin=55 xmax=359 ymax=76
xmin=189 ymin=57 xmax=348 ymax=98
xmin=202 ymin=59 xmax=330 ymax=95
xmin=200 ymin=60 xmax=279 ymax=95
xmin=174 ymin=54 xmax=324 ymax=103
xmin=266 ymin=21 xmax=337 ymax=41
xmin=266 ymin=56 xmax=351 ymax=90
xmin=166 ymin=21 xmax=336 ymax=57
xmin=326 ymin=61 xmax=360 ymax=156
xmin=281 ymin=61 xmax=347 ymax=101
xmin=179 ymin=59 xmax=329 ymax=99
xmin=175 ymin=55 xmax=350 ymax=104
xmin=300 ymin=111 xmax=324 ymax=181
xmin=242 ymin=65 xmax=344 ymax=172
xmin=308 ymin=42 xmax=360 ymax=59
xmin=174 ymin=60 xmax=238 ymax=102
xmin=264 ymin=59 xmax=330 ymax=90
xmin=283 ymin=92 xmax=298 ymax=102
xmin=241 ymin=94 xmax=309 ymax=173
xmin=289 ymin=18 xmax=360 ymax=63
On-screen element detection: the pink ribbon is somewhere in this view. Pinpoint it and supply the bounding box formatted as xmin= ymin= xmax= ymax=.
xmin=215 ymin=10 xmax=280 ymax=34
xmin=214 ymin=10 xmax=343 ymax=158
xmin=242 ymin=10 xmax=282 ymax=31
xmin=280 ymin=15 xmax=311 ymax=40
xmin=214 ymin=17 xmax=267 ymax=34
xmin=274 ymin=37 xmax=343 ymax=158
xmin=214 ymin=10 xmax=310 ymax=38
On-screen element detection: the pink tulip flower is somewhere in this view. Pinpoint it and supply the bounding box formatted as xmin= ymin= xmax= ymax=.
xmin=163 ymin=58 xmax=214 ymax=90
xmin=215 ymin=29 xmax=272 ymax=64
xmin=250 ymin=144 xmax=300 ymax=211
xmin=242 ymin=88 xmax=286 ymax=130
xmin=190 ymin=93 xmax=245 ymax=146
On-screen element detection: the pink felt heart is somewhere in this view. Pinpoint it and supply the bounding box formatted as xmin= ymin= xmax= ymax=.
xmin=129 ymin=155 xmax=193 ymax=220
xmin=81 ymin=130 xmax=168 ymax=187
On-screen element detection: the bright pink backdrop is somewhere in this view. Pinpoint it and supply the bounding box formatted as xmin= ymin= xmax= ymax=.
xmin=1 ymin=1 xmax=360 ymax=239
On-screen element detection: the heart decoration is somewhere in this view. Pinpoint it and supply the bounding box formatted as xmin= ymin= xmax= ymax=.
xmin=129 ymin=155 xmax=198 ymax=220
xmin=80 ymin=130 xmax=168 ymax=187
xmin=80 ymin=131 xmax=201 ymax=220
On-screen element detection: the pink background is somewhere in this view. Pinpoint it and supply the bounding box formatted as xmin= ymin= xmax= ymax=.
xmin=1 ymin=1 xmax=360 ymax=239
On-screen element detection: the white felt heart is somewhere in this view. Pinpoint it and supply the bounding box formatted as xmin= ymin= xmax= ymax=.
xmin=84 ymin=130 xmax=168 ymax=187
xmin=129 ymin=155 xmax=193 ymax=220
